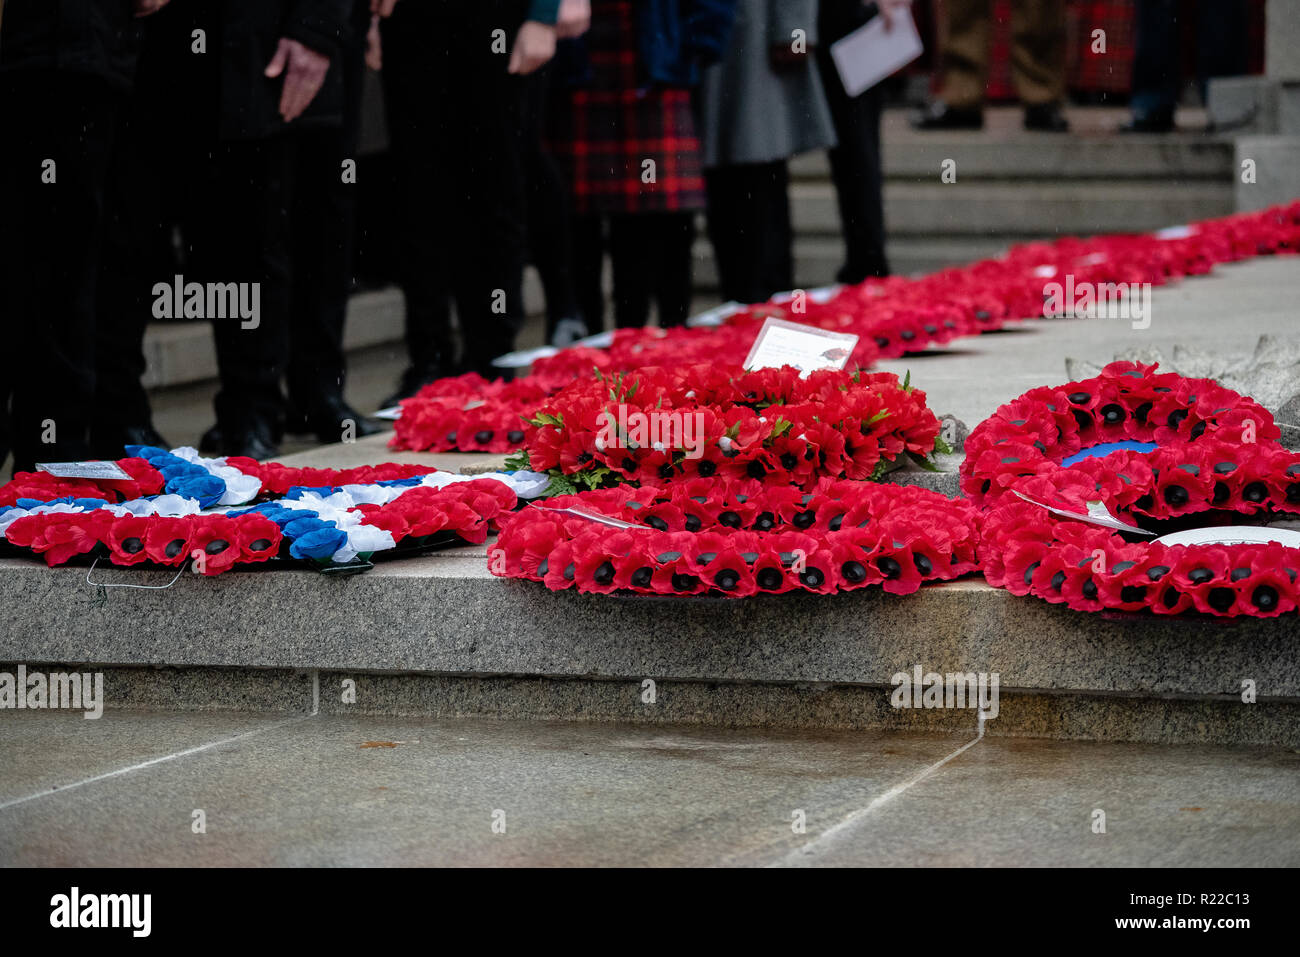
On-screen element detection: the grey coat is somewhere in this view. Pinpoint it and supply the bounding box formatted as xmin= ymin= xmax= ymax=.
xmin=698 ymin=0 xmax=837 ymax=168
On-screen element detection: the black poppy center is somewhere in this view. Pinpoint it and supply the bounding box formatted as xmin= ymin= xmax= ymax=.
xmin=714 ymin=569 xmax=741 ymax=591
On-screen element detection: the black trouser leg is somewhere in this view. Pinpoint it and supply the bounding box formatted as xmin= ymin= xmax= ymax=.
xmin=816 ymin=39 xmax=889 ymax=282
xmin=380 ymin=4 xmax=456 ymax=375
xmin=608 ymin=212 xmax=695 ymax=329
xmin=1130 ymin=0 xmax=1180 ymax=119
xmin=287 ymin=34 xmax=366 ymax=412
xmin=185 ymin=136 xmax=294 ymax=435
xmin=523 ymin=64 xmax=580 ymax=338
xmin=651 ymin=212 xmax=696 ymax=328
xmin=449 ymin=4 xmax=529 ymax=374
xmin=571 ymin=214 xmax=606 ymax=331
xmin=609 ymin=214 xmax=653 ymax=329
xmin=0 ymin=72 xmax=119 ymax=473
xmin=705 ymin=161 xmax=792 ymax=304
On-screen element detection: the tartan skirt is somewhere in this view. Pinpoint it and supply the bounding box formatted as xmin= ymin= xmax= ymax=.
xmin=546 ymin=0 xmax=706 ymax=216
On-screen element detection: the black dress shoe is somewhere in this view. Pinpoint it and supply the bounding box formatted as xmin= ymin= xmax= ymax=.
xmin=1119 ymin=110 xmax=1174 ymax=133
xmin=1024 ymin=102 xmax=1070 ymax=132
xmin=910 ymin=101 xmax=984 ymax=130
xmin=380 ymin=365 xmax=449 ymax=409
xmin=301 ymin=396 xmax=383 ymax=445
xmin=198 ymin=420 xmax=280 ymax=460
xmin=92 ymin=424 xmax=169 ymax=459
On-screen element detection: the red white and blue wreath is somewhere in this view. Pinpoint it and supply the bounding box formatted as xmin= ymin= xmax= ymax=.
xmin=0 ymin=446 xmax=547 ymax=575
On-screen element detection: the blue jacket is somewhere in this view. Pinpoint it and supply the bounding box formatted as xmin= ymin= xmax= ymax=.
xmin=557 ymin=0 xmax=737 ymax=89
xmin=637 ymin=0 xmax=737 ymax=86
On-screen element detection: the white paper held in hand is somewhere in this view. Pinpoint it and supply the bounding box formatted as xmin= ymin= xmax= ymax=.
xmin=829 ymin=6 xmax=924 ymax=98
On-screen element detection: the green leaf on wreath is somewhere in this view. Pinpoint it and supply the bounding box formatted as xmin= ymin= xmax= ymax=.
xmin=907 ymin=451 xmax=941 ymax=472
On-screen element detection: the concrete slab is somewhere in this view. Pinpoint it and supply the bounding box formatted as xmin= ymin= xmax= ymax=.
xmin=0 ymin=712 xmax=966 ymax=866
xmin=0 ymin=709 xmax=300 ymax=808
xmin=2 ymin=711 xmax=1294 ymax=867
xmin=780 ymin=735 xmax=1300 ymax=867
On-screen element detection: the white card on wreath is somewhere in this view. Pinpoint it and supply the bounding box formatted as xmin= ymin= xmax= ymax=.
xmin=744 ymin=317 xmax=859 ymax=376
xmin=36 ymin=460 xmax=132 ymax=481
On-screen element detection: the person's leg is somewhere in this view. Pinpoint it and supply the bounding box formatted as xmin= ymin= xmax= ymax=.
xmin=379 ymin=3 xmax=457 ymax=395
xmin=93 ymin=96 xmax=169 ymax=457
xmin=522 ymin=63 xmax=584 ymax=344
xmin=571 ymin=213 xmax=607 ymax=332
xmin=705 ymin=163 xmax=778 ymax=305
xmin=704 ymin=167 xmax=742 ymax=304
xmin=1196 ymin=0 xmax=1247 ymax=102
xmin=608 ymin=214 xmax=653 ymax=329
xmin=1010 ymin=0 xmax=1067 ymax=108
xmin=285 ymin=29 xmax=380 ymax=439
xmin=1 ymin=72 xmax=119 ymax=472
xmin=816 ymin=36 xmax=889 ymax=282
xmin=938 ymin=0 xmax=993 ymax=109
xmin=447 ymin=0 xmax=530 ymax=376
xmin=762 ymin=161 xmax=794 ymax=299
xmin=651 ymin=212 xmax=697 ymax=328
xmin=1127 ymin=0 xmax=1180 ymax=125
xmin=193 ymin=134 xmax=294 ymax=457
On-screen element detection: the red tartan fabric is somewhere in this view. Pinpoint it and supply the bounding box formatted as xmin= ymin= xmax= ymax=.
xmin=1067 ymin=0 xmax=1135 ymax=94
xmin=985 ymin=0 xmax=1014 ymax=100
xmin=546 ymin=0 xmax=706 ymax=216
xmin=967 ymin=0 xmax=1137 ymax=100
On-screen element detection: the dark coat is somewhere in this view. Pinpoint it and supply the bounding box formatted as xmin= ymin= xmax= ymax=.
xmin=0 ymin=0 xmax=356 ymax=138
xmin=0 ymin=0 xmax=142 ymax=90
xmin=209 ymin=0 xmax=355 ymax=139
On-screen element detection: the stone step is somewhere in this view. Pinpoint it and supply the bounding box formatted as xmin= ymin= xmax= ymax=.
xmin=691 ymin=235 xmax=1020 ymax=290
xmin=793 ymin=180 xmax=1237 ymax=237
xmin=790 ymin=133 xmax=1234 ymax=182
xmin=2 ymin=538 xmax=1294 ymax=746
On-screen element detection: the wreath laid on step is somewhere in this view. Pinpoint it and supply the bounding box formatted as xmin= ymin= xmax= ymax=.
xmin=387 ymin=203 xmax=1300 ymax=454
xmin=505 ymin=364 xmax=946 ymax=495
xmin=490 ymin=479 xmax=979 ymax=597
xmin=0 ymin=446 xmax=534 ymax=575
xmin=968 ymin=364 xmax=1300 ymax=617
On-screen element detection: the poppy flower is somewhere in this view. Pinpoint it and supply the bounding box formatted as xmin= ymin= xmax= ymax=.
xmin=106 ymin=515 xmax=152 ymax=566
xmin=143 ymin=516 xmax=194 ymax=566
xmin=187 ymin=515 xmax=247 ymax=574
xmin=236 ymin=514 xmax=282 ymax=563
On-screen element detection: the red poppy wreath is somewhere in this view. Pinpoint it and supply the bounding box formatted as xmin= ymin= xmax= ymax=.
xmin=489 ymin=478 xmax=979 ymax=597
xmin=505 ymin=363 xmax=945 ymax=495
xmin=967 ymin=362 xmax=1300 ymax=617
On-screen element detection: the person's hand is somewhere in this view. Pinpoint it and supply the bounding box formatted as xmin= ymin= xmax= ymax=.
xmin=556 ymin=0 xmax=591 ymax=39
xmin=878 ymin=0 xmax=913 ymax=31
xmin=265 ymin=38 xmax=331 ymax=122
xmin=366 ymin=15 xmax=383 ymax=71
xmin=508 ymin=20 xmax=557 ymax=74
xmin=133 ymin=0 xmax=170 ymax=16
xmin=370 ymin=0 xmax=399 ymax=16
